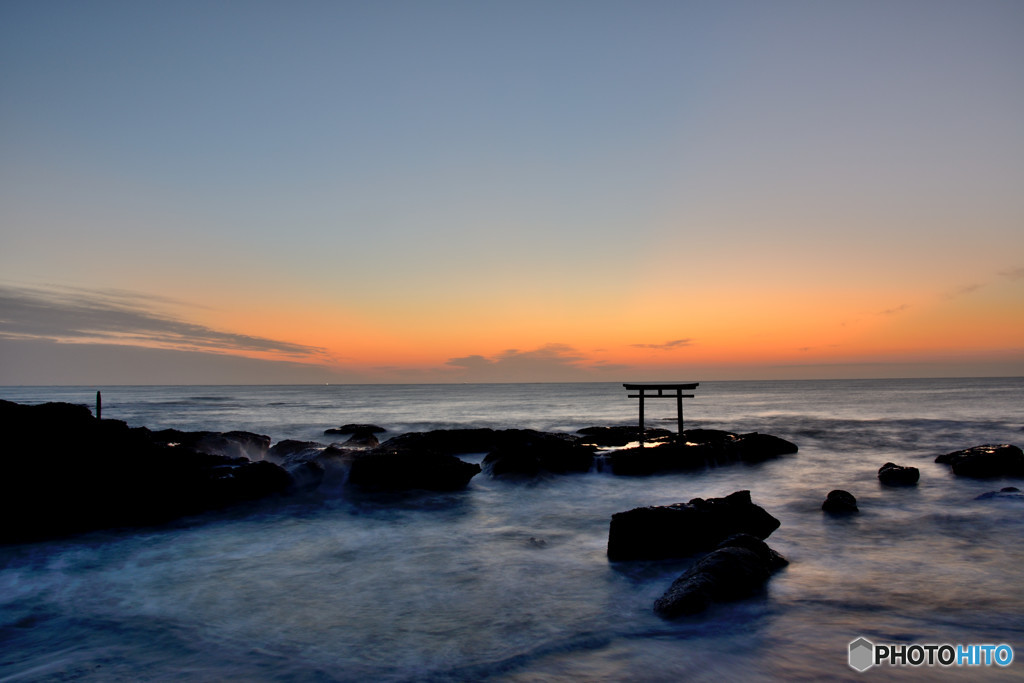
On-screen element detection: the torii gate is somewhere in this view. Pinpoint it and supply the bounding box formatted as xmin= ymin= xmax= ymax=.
xmin=623 ymin=382 xmax=699 ymax=441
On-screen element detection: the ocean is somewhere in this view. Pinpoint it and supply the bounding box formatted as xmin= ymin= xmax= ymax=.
xmin=1 ymin=378 xmax=1022 ymax=681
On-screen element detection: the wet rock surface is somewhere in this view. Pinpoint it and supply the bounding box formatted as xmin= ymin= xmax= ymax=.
xmin=150 ymin=429 xmax=271 ymax=460
xmin=606 ymin=429 xmax=798 ymax=476
xmin=936 ymin=444 xmax=1024 ymax=478
xmin=653 ymin=534 xmax=788 ymax=618
xmin=822 ymin=489 xmax=859 ymax=514
xmin=576 ymin=426 xmax=672 ymax=447
xmin=975 ymin=486 xmax=1024 ymax=500
xmin=878 ymin=462 xmax=920 ymax=486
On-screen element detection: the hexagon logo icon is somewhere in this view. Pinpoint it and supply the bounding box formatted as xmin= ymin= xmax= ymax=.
xmin=849 ymin=637 xmax=875 ymax=672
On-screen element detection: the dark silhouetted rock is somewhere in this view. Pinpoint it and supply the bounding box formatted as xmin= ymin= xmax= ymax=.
xmin=222 ymin=459 xmax=293 ymax=499
xmin=607 ymin=430 xmax=797 ymax=476
xmin=729 ymin=433 xmax=799 ymax=462
xmin=482 ymin=433 xmax=595 ymax=477
xmin=878 ymin=462 xmax=920 ymax=486
xmin=325 ymin=423 xmax=387 ymax=437
xmin=975 ymin=486 xmax=1024 ymax=500
xmin=822 ymin=489 xmax=858 ymax=514
xmin=653 ymin=533 xmax=787 ymax=618
xmin=379 ymin=428 xmax=504 ymax=455
xmin=346 ymin=452 xmax=481 ymax=491
xmin=607 ymin=490 xmax=780 ymax=561
xmin=378 ymin=428 xmax=595 ymax=479
xmin=0 ymin=400 xmax=292 ymax=544
xmin=936 ymin=444 xmax=1024 ymax=478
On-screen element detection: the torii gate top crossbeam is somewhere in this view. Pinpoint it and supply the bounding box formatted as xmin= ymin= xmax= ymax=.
xmin=623 ymin=382 xmax=699 ymax=439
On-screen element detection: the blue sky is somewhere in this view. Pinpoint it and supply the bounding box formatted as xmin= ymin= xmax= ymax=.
xmin=1 ymin=0 xmax=1022 ymax=383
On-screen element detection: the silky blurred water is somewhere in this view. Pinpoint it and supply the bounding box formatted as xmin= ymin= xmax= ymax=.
xmin=1 ymin=379 xmax=1022 ymax=681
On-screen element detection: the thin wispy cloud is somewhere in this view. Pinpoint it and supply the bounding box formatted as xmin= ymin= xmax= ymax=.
xmin=878 ymin=304 xmax=911 ymax=316
xmin=445 ymin=344 xmax=597 ymax=381
xmin=999 ymin=266 xmax=1024 ymax=281
xmin=630 ymin=339 xmax=693 ymax=351
xmin=589 ymin=360 xmax=631 ymax=373
xmin=447 ymin=344 xmax=584 ymax=370
xmin=0 ymin=284 xmax=328 ymax=361
xmin=937 ymin=268 xmax=1022 ymax=301
xmin=942 ymin=284 xmax=984 ymax=300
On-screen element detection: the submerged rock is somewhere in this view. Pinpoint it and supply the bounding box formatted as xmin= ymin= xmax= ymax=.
xmin=324 ymin=423 xmax=387 ymax=436
xmin=936 ymin=444 xmax=1024 ymax=478
xmin=607 ymin=490 xmax=780 ymax=561
xmin=653 ymin=534 xmax=787 ymax=618
xmin=975 ymin=486 xmax=1024 ymax=501
xmin=822 ymin=489 xmax=859 ymax=514
xmin=607 ymin=430 xmax=797 ymax=476
xmin=878 ymin=462 xmax=920 ymax=486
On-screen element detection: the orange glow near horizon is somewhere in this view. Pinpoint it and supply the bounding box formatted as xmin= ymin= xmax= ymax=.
xmin=177 ymin=266 xmax=1022 ymax=382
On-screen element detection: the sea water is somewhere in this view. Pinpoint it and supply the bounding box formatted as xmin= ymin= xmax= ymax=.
xmin=0 ymin=378 xmax=1022 ymax=681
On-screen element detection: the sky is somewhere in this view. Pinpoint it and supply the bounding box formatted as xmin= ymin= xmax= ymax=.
xmin=1 ymin=0 xmax=1022 ymax=384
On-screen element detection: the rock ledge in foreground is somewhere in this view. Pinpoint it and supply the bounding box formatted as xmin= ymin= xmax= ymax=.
xmin=607 ymin=490 xmax=780 ymax=561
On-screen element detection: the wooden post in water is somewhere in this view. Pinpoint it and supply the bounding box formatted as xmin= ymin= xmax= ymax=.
xmin=676 ymin=390 xmax=683 ymax=436
xmin=96 ymin=391 xmax=102 ymax=420
xmin=638 ymin=388 xmax=645 ymax=438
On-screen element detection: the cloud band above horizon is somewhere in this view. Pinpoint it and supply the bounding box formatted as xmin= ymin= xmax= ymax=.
xmin=0 ymin=284 xmax=328 ymax=361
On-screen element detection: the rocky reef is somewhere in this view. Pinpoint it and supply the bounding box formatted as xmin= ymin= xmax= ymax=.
xmin=0 ymin=400 xmax=804 ymax=545
xmin=0 ymin=400 xmax=291 ymax=544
